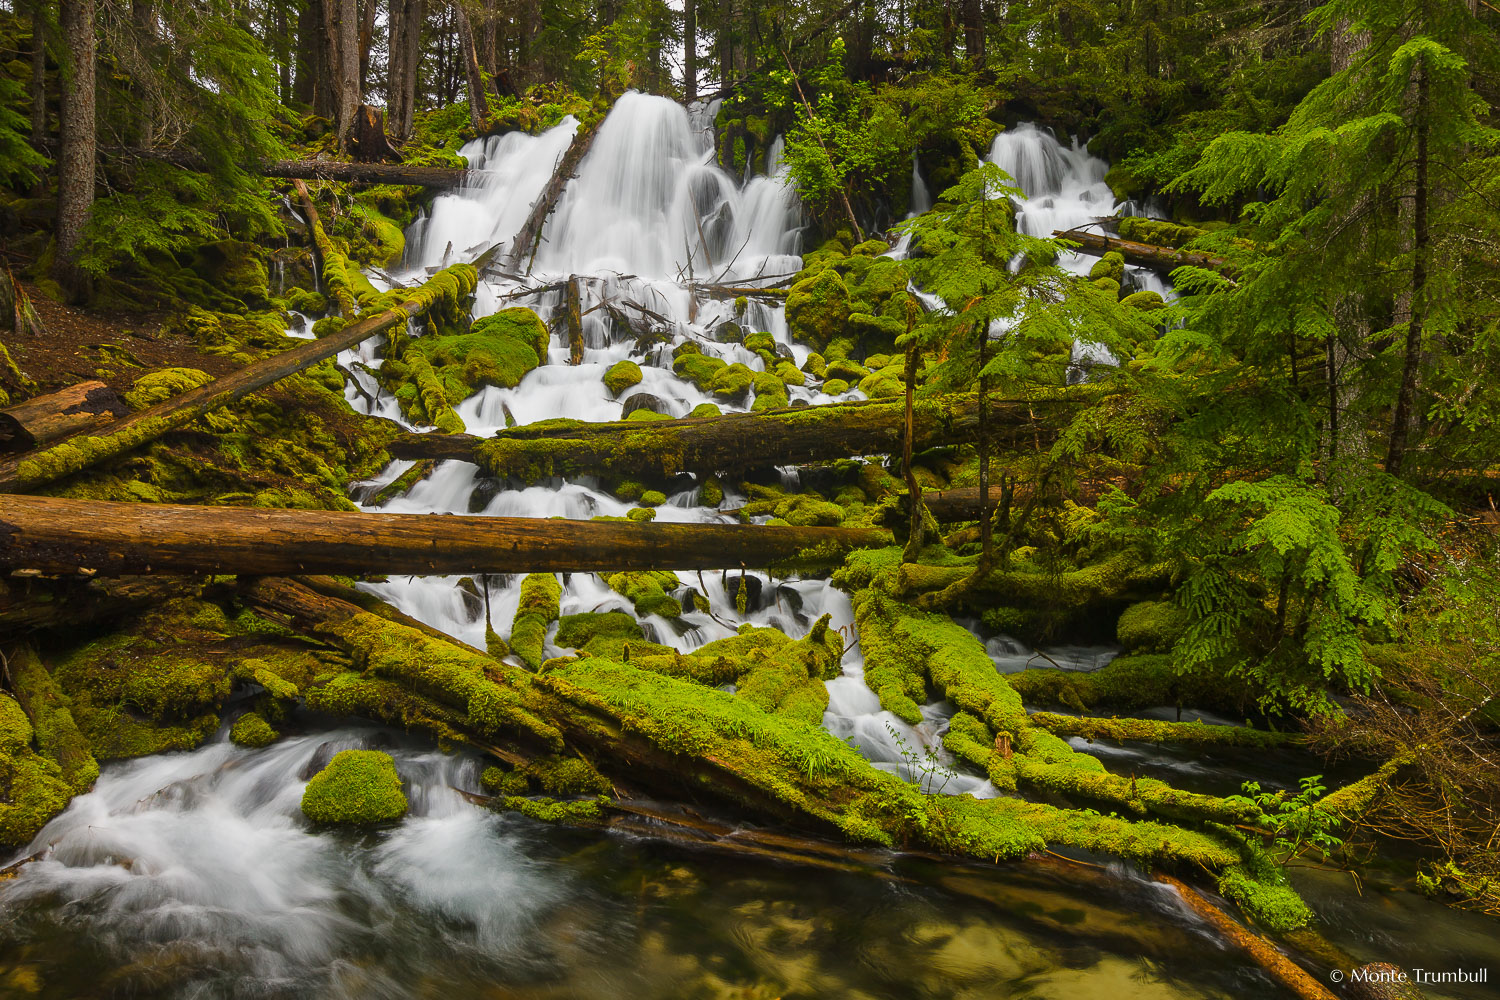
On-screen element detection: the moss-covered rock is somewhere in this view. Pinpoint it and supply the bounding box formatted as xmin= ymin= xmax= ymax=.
xmin=603 ymin=359 xmax=643 ymax=396
xmin=1121 ymin=290 xmax=1167 ymax=312
xmin=750 ymin=370 xmax=789 ymax=411
xmin=1088 ymin=252 xmax=1125 ymax=284
xmin=230 ymin=711 xmax=279 ymax=748
xmin=786 ymin=268 xmax=851 ymax=351
xmin=1116 ymin=601 xmax=1188 ymax=654
xmin=554 ymin=611 xmax=649 ymax=659
xmin=0 ymin=693 xmax=74 ymax=847
xmin=300 ymin=749 xmax=408 ymax=825
xmin=605 ymin=570 xmax=682 ymax=618
xmin=123 ymin=367 xmax=214 ymax=410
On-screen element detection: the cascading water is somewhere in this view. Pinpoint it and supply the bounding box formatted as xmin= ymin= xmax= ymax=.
xmin=7 ymin=95 xmax=1498 ymax=999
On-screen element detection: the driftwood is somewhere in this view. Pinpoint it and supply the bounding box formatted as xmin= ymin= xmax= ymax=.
xmin=389 ymin=393 xmax=1069 ymax=481
xmin=0 ymin=255 xmax=490 ymax=493
xmin=505 ymin=119 xmax=602 ymax=271
xmin=1054 ymin=228 xmax=1237 ymax=277
xmin=0 ymin=496 xmax=889 ymax=577
xmin=0 ymin=381 xmax=127 ymax=453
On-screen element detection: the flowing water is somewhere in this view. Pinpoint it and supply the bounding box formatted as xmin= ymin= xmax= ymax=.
xmin=4 ymin=100 xmax=1497 ymax=998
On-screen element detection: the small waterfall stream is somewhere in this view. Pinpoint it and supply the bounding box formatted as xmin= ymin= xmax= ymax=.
xmin=4 ymin=101 xmax=1497 ymax=998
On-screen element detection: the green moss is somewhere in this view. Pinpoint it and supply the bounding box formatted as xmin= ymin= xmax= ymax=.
xmin=9 ymin=646 xmax=98 ymax=794
xmin=1116 ymin=217 xmax=1208 ymax=248
xmin=1088 ymin=252 xmax=1125 ymax=284
xmin=689 ymin=403 xmax=721 ymax=419
xmin=626 ymin=506 xmax=655 ymax=521
xmin=639 ymin=489 xmax=667 ymax=506
xmin=554 ymin=611 xmax=649 ymax=659
xmin=750 ymin=370 xmax=789 ymax=411
xmin=284 ymin=286 xmax=328 ymax=315
xmin=605 ymin=570 xmax=682 ymax=619
xmin=1217 ymin=865 xmax=1313 ymax=933
xmin=0 ymin=693 xmax=74 ymax=848
xmin=1028 ymin=712 xmax=1297 ymax=748
xmin=699 ymin=476 xmax=724 ymax=506
xmin=710 ymin=362 xmax=755 ymax=400
xmin=741 ymin=493 xmax=845 ymax=526
xmin=388 ymin=307 xmax=549 ymax=428
xmin=604 ymin=359 xmax=643 ymax=395
xmin=230 ymin=711 xmax=279 ymax=748
xmin=1121 ymin=290 xmax=1167 ymax=312
xmin=510 ymin=573 xmax=562 ymax=669
xmin=490 ymin=794 xmax=607 ymax=825
xmin=786 ymin=268 xmax=851 ymax=351
xmin=519 ymin=754 xmax=611 ymax=795
xmin=301 ymin=749 xmax=408 ymax=825
xmin=311 ymin=316 xmax=348 ymax=339
xmin=123 ymin=367 xmax=214 ymax=410
xmin=801 ymin=352 xmax=828 ymax=379
xmin=1117 ymin=601 xmax=1189 ymax=653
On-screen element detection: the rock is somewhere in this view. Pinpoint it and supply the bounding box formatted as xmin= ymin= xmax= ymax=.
xmin=786 ymin=268 xmax=851 ymax=350
xmin=726 ymin=574 xmax=764 ymax=613
xmin=300 ymin=749 xmax=408 ymax=825
xmin=621 ymin=392 xmax=670 ymax=418
xmin=603 ymin=359 xmax=643 ymax=396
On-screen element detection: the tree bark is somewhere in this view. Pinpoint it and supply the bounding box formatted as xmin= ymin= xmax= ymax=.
xmin=0 ymin=497 xmax=888 ymax=577
xmin=505 ymin=118 xmax=600 ymax=270
xmin=0 ymin=256 xmax=488 ymax=493
xmin=683 ymin=0 xmax=697 ymax=101
xmin=453 ymin=2 xmax=489 ymax=130
xmin=269 ymin=159 xmax=463 ymax=184
xmin=130 ymin=0 xmax=157 ymax=148
xmin=52 ymin=0 xmax=97 ymax=301
xmin=1385 ymin=60 xmax=1429 ymax=479
xmin=386 ymin=0 xmax=425 ymax=139
xmin=389 ymin=393 xmax=1065 ymax=481
xmin=292 ymin=179 xmax=357 ymax=320
xmin=0 ymin=380 xmax=127 ymax=453
xmin=358 ymin=0 xmax=378 ymax=89
xmin=898 ymin=484 xmax=1009 ymax=522
xmin=351 ymin=105 xmax=400 ymax=162
xmin=293 ymin=0 xmax=321 ymax=108
xmin=1052 ymin=229 xmax=1237 ymax=277
xmin=962 ymin=0 xmax=984 ymax=64
xmin=326 ymin=0 xmax=361 ymax=148
xmin=564 ymin=276 xmax=584 ymax=365
xmin=28 ymin=0 xmax=46 ymax=147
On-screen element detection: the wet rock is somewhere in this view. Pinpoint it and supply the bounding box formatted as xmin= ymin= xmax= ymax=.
xmin=468 ymin=476 xmax=503 ymax=512
xmin=725 ymin=574 xmax=765 ymax=613
xmin=622 ymin=392 xmax=671 ymax=418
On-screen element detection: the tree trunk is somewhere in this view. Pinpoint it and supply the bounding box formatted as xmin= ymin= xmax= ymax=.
xmin=683 ymin=0 xmax=697 ymax=101
xmin=293 ymin=0 xmax=321 ymax=108
xmin=898 ymin=484 xmax=1010 ymax=523
xmin=564 ymin=276 xmax=584 ymax=365
xmin=453 ymin=2 xmax=489 ymax=130
xmin=130 ymin=0 xmax=157 ymax=148
xmin=358 ymin=0 xmax=377 ymax=89
xmin=351 ymin=106 xmax=400 ymax=162
xmin=386 ymin=0 xmax=425 ymax=140
xmin=481 ymin=0 xmax=498 ymax=77
xmin=28 ymin=0 xmax=46 ymax=147
xmin=0 ymin=380 xmax=127 ymax=453
xmin=389 ymin=393 xmax=1064 ymax=481
xmin=962 ymin=0 xmax=984 ymax=64
xmin=52 ymin=0 xmax=96 ymax=301
xmin=326 ymin=0 xmax=361 ymax=148
xmin=292 ymin=180 xmax=357 ymax=320
xmin=0 ymin=256 xmax=488 ymax=493
xmin=1385 ymin=60 xmax=1429 ymax=479
xmin=1051 ymin=229 xmax=1237 ymax=277
xmin=0 ymin=497 xmax=887 ymax=577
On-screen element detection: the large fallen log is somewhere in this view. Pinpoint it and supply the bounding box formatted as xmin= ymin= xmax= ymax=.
xmin=1054 ymin=228 xmax=1237 ymax=277
xmin=266 ymin=160 xmax=465 ymax=185
xmin=388 ymin=393 xmax=1072 ymax=481
xmin=505 ymin=118 xmax=601 ymax=271
xmin=0 ymin=257 xmax=487 ymax=493
xmin=0 ymin=496 xmax=889 ymax=577
xmin=0 ymin=381 xmax=127 ymax=453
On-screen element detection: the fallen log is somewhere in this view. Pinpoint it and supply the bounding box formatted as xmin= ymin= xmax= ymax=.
xmin=0 ymin=257 xmax=486 ymax=493
xmin=505 ymin=118 xmax=602 ymax=271
xmin=0 ymin=575 xmax=196 ymax=633
xmin=264 ymin=160 xmax=465 ymax=186
xmin=0 ymin=496 xmax=890 ymax=577
xmin=907 ymin=484 xmax=1004 ymax=522
xmin=293 ymin=179 xmax=356 ymax=320
xmin=1054 ymin=228 xmax=1237 ymax=277
xmin=0 ymin=381 xmax=128 ymax=453
xmin=388 ymin=393 xmax=1072 ymax=481
xmin=1028 ymin=711 xmax=1301 ymax=748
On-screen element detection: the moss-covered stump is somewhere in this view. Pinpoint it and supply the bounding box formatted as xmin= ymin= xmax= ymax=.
xmin=300 ymin=749 xmax=408 ymax=825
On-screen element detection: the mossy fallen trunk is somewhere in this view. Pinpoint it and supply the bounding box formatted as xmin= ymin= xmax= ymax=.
xmin=389 ymin=393 xmax=1072 ymax=481
xmin=1053 ymin=227 xmax=1238 ymax=277
xmin=0 ymin=380 xmax=128 ymax=453
xmin=0 ymin=257 xmax=485 ymax=493
xmin=1028 ymin=711 xmax=1300 ymax=748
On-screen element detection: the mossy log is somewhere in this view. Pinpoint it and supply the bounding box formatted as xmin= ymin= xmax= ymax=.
xmin=506 ymin=118 xmax=602 ymax=271
xmin=0 ymin=575 xmax=194 ymax=633
xmin=293 ymin=179 xmax=356 ymax=320
xmin=901 ymin=484 xmax=1004 ymax=522
xmin=0 ymin=496 xmax=889 ymax=576
xmin=389 ymin=393 xmax=1070 ymax=481
xmin=0 ymin=257 xmax=487 ymax=493
xmin=264 ymin=160 xmax=465 ymax=186
xmin=1028 ymin=711 xmax=1301 ymax=748
xmin=564 ymin=276 xmax=584 ymax=365
xmin=0 ymin=381 xmax=128 ymax=453
xmin=1054 ymin=228 xmax=1237 ymax=277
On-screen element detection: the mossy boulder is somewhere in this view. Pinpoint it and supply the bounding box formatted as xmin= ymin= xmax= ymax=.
xmin=1088 ymin=252 xmax=1125 ymax=284
xmin=1121 ymin=290 xmax=1167 ymax=312
xmin=0 ymin=693 xmax=74 ymax=847
xmin=123 ymin=368 xmax=213 ymax=410
xmin=415 ymin=306 xmax=550 ymax=395
xmin=300 ymin=749 xmax=408 ymax=825
xmin=1116 ymin=601 xmax=1189 ymax=654
xmin=786 ymin=268 xmax=851 ymax=351
xmin=603 ymin=359 xmax=643 ymax=396
xmin=750 ymin=370 xmax=789 ymax=411
xmin=605 ymin=570 xmax=682 ymax=619
xmin=689 ymin=402 xmax=722 ymax=419
xmin=284 ymin=287 xmax=328 ymax=315
xmin=511 ymin=573 xmax=562 ymax=669
xmin=230 ymin=711 xmax=279 ymax=748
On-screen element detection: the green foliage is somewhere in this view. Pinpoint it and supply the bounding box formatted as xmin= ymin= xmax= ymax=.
xmin=1228 ymin=775 xmax=1345 ymax=860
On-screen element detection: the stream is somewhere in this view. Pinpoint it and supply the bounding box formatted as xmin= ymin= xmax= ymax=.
xmin=3 ymin=95 xmax=1497 ymax=999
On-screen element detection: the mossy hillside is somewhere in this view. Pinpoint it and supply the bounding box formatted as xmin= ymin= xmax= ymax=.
xmin=300 ymin=749 xmax=408 ymax=825
xmin=510 ymin=573 xmax=562 ymax=668
xmin=0 ymin=693 xmax=74 ymax=848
